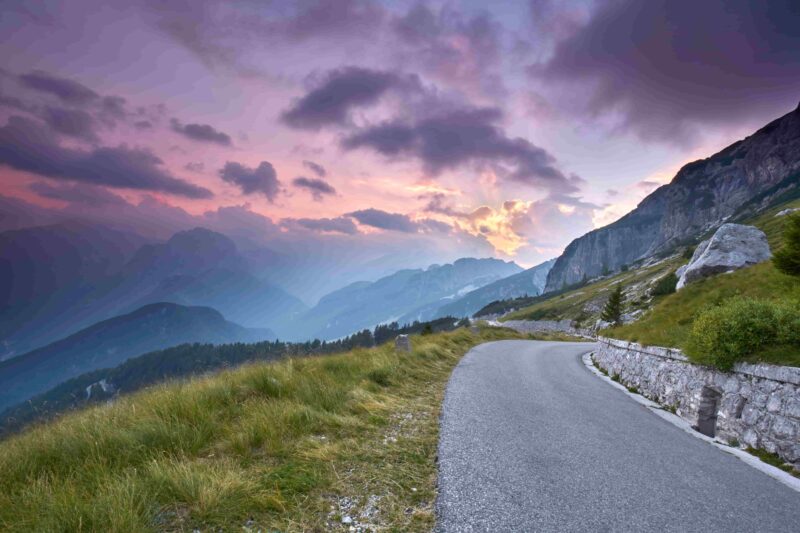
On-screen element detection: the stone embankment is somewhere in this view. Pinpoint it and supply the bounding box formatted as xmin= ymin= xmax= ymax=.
xmin=594 ymin=337 xmax=800 ymax=469
xmin=499 ymin=319 xmax=592 ymax=338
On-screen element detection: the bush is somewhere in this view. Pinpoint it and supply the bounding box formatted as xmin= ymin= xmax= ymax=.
xmin=651 ymin=271 xmax=678 ymax=296
xmin=685 ymin=297 xmax=800 ymax=370
xmin=773 ymin=213 xmax=800 ymax=277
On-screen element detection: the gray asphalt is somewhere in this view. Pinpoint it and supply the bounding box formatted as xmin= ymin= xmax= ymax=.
xmin=435 ymin=340 xmax=800 ymax=532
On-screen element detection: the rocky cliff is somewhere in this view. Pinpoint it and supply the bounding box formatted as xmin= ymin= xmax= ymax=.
xmin=545 ymin=103 xmax=800 ymax=292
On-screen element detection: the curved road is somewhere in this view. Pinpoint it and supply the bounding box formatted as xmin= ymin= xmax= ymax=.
xmin=436 ymin=340 xmax=800 ymax=532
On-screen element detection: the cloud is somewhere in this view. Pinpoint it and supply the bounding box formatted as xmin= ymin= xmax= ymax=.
xmin=302 ymin=159 xmax=327 ymax=177
xmin=531 ymin=0 xmax=800 ymax=143
xmin=343 ymin=106 xmax=578 ymax=193
xmin=292 ymin=176 xmax=336 ymax=201
xmin=42 ymin=106 xmax=98 ymax=141
xmin=281 ymin=67 xmax=418 ymax=130
xmin=134 ymin=120 xmax=153 ymax=130
xmin=346 ymin=208 xmax=419 ymax=233
xmin=28 ymin=181 xmax=127 ymax=207
xmin=219 ymin=161 xmax=282 ymax=200
xmin=0 ymin=115 xmax=213 ymax=199
xmin=282 ymin=216 xmax=359 ymax=235
xmin=184 ymin=161 xmax=205 ymax=172
xmin=18 ymin=70 xmax=98 ymax=105
xmin=171 ymin=119 xmax=232 ymax=145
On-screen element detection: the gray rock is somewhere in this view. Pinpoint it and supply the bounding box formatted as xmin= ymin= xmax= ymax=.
xmin=676 ymin=224 xmax=771 ymax=289
xmin=395 ymin=334 xmax=411 ymax=352
xmin=775 ymin=207 xmax=800 ymax=217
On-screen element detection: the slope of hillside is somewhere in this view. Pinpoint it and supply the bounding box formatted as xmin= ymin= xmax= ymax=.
xmin=0 ymin=302 xmax=273 ymax=412
xmin=0 ymin=327 xmax=527 ymax=531
xmin=287 ymin=258 xmax=522 ymax=340
xmin=545 ymin=103 xmax=800 ymax=292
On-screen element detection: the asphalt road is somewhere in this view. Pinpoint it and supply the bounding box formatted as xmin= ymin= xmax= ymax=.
xmin=435 ymin=340 xmax=800 ymax=532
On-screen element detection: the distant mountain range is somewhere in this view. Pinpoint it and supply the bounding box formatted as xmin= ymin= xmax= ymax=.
xmin=545 ymin=102 xmax=800 ymax=292
xmin=283 ymin=258 xmax=522 ymax=340
xmin=0 ymin=302 xmax=273 ymax=413
xmin=0 ymin=225 xmax=304 ymax=358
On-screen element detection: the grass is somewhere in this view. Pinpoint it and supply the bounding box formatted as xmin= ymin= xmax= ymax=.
xmin=0 ymin=326 xmax=532 ymax=532
xmin=745 ymin=447 xmax=800 ymax=478
xmin=607 ymin=262 xmax=800 ymax=367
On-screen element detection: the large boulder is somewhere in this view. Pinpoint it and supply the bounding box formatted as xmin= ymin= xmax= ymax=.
xmin=676 ymin=224 xmax=771 ymax=289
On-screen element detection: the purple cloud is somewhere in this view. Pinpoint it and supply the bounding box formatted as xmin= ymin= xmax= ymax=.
xmin=302 ymin=160 xmax=327 ymax=177
xmin=0 ymin=115 xmax=212 ymax=199
xmin=531 ymin=0 xmax=800 ymax=143
xmin=18 ymin=70 xmax=98 ymax=105
xmin=219 ymin=161 xmax=281 ymax=201
xmin=347 ymin=208 xmax=419 ymax=233
xmin=343 ymin=106 xmax=577 ymax=192
xmin=284 ymin=216 xmax=359 ymax=235
xmin=292 ymin=176 xmax=336 ymax=201
xmin=29 ymin=181 xmax=127 ymax=207
xmin=171 ymin=119 xmax=232 ymax=146
xmin=43 ymin=106 xmax=98 ymax=142
xmin=282 ymin=67 xmax=417 ymax=130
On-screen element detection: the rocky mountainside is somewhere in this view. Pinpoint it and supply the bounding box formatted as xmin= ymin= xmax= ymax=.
xmin=0 ymin=302 xmax=273 ymax=413
xmin=405 ymin=258 xmax=556 ymax=322
xmin=545 ymin=103 xmax=800 ymax=292
xmin=284 ymin=258 xmax=522 ymax=340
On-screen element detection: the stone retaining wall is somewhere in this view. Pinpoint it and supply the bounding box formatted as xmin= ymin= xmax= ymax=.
xmin=500 ymin=319 xmax=592 ymax=338
xmin=594 ymin=337 xmax=800 ymax=468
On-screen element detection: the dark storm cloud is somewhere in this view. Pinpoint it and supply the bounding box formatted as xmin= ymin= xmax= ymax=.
xmin=219 ymin=161 xmax=282 ymax=201
xmin=0 ymin=115 xmax=213 ymax=199
xmin=343 ymin=106 xmax=577 ymax=192
xmin=18 ymin=70 xmax=99 ymax=106
xmin=281 ymin=67 xmax=418 ymax=130
xmin=42 ymin=106 xmax=98 ymax=142
xmin=29 ymin=181 xmax=127 ymax=207
xmin=292 ymin=176 xmax=336 ymax=201
xmin=302 ymin=160 xmax=327 ymax=177
xmin=171 ymin=119 xmax=232 ymax=146
xmin=284 ymin=216 xmax=359 ymax=235
xmin=532 ymin=0 xmax=800 ymax=142
xmin=346 ymin=208 xmax=419 ymax=233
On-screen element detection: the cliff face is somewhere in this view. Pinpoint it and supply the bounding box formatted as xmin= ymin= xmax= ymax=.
xmin=545 ymin=103 xmax=800 ymax=292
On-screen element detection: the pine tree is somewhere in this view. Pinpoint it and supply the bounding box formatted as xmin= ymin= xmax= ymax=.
xmin=774 ymin=213 xmax=800 ymax=277
xmin=600 ymin=284 xmax=624 ymax=326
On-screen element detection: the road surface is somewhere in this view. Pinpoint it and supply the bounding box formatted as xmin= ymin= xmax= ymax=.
xmin=435 ymin=340 xmax=800 ymax=532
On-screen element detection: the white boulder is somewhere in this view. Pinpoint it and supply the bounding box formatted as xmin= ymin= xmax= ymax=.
xmin=676 ymin=223 xmax=771 ymax=289
xmin=775 ymin=207 xmax=800 ymax=217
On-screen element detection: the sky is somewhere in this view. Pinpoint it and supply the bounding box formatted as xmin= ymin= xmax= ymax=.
xmin=1 ymin=0 xmax=799 ymax=271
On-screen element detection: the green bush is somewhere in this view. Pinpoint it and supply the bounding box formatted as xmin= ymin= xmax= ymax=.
xmin=651 ymin=271 xmax=678 ymax=296
xmin=685 ymin=297 xmax=800 ymax=370
xmin=773 ymin=213 xmax=800 ymax=277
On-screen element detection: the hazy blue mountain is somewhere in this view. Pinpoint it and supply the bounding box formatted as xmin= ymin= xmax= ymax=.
xmin=0 ymin=302 xmax=273 ymax=413
xmin=405 ymin=258 xmax=556 ymax=321
xmin=0 ymin=221 xmax=150 ymax=358
xmin=286 ymin=258 xmax=522 ymax=340
xmin=0 ymin=226 xmax=305 ymax=357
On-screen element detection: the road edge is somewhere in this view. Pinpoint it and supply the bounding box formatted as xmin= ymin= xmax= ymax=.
xmin=581 ymin=351 xmax=800 ymax=494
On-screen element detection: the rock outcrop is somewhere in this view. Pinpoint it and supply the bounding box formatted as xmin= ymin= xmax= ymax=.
xmin=676 ymin=224 xmax=771 ymax=289
xmin=545 ymin=102 xmax=800 ymax=292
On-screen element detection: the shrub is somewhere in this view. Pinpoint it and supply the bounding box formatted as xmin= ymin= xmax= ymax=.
xmin=685 ymin=297 xmax=800 ymax=370
xmin=600 ymin=285 xmax=624 ymax=326
xmin=651 ymin=271 xmax=678 ymax=297
xmin=773 ymin=213 xmax=800 ymax=277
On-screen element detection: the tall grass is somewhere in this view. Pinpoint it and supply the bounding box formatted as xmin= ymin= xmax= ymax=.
xmin=0 ymin=327 xmax=524 ymax=532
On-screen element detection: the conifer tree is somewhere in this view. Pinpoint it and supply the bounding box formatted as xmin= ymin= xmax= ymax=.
xmin=774 ymin=213 xmax=800 ymax=277
xmin=600 ymin=284 xmax=624 ymax=326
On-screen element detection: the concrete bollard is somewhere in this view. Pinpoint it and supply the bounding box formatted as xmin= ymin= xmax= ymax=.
xmin=395 ymin=334 xmax=411 ymax=352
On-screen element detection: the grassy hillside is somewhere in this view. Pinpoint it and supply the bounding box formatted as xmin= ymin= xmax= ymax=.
xmin=0 ymin=326 xmax=527 ymax=532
